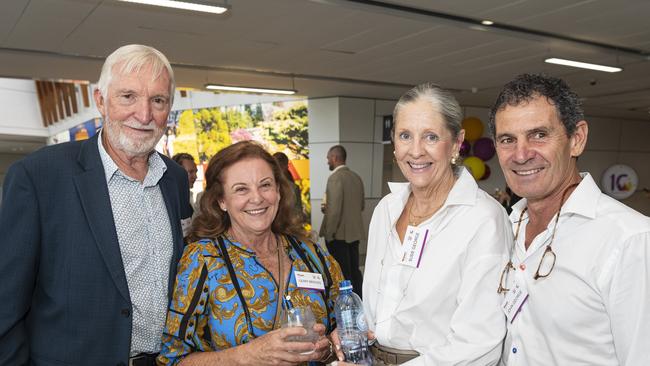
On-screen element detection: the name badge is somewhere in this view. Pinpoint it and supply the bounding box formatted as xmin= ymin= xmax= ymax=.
xmin=400 ymin=225 xmax=429 ymax=268
xmin=501 ymin=273 xmax=529 ymax=323
xmin=295 ymin=271 xmax=325 ymax=291
xmin=181 ymin=217 xmax=192 ymax=238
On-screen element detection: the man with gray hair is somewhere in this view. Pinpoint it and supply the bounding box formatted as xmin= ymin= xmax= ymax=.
xmin=490 ymin=73 xmax=650 ymax=365
xmin=0 ymin=44 xmax=192 ymax=365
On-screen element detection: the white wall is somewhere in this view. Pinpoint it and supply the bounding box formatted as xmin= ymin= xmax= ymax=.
xmin=0 ymin=79 xmax=48 ymax=137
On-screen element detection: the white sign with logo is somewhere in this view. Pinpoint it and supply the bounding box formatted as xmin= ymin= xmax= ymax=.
xmin=601 ymin=164 xmax=638 ymax=200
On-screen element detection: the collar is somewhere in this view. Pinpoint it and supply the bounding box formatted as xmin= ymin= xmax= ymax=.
xmin=97 ymin=129 xmax=166 ymax=186
xmin=386 ymin=167 xmax=478 ymax=214
xmin=509 ymin=172 xmax=599 ymax=223
xmin=331 ymin=164 xmax=347 ymax=174
xmin=221 ymin=232 xmax=291 ymax=257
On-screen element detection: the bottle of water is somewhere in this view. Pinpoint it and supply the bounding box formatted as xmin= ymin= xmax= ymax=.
xmin=335 ymin=280 xmax=371 ymax=365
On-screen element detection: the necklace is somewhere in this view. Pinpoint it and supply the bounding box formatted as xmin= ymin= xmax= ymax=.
xmin=408 ymin=199 xmax=439 ymax=226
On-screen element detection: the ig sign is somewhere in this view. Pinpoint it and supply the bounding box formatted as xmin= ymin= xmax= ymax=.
xmin=601 ymin=164 xmax=638 ymax=200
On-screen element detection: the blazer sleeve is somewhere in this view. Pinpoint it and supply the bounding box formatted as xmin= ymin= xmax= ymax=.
xmin=0 ymin=162 xmax=40 ymax=364
xmin=323 ymin=174 xmax=343 ymax=241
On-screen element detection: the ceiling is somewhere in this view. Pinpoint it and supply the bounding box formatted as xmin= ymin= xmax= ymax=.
xmin=0 ymin=0 xmax=649 ymax=124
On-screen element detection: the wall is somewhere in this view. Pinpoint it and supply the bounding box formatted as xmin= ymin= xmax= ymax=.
xmin=308 ymin=97 xmax=394 ymax=264
xmin=0 ymin=78 xmax=48 ymax=137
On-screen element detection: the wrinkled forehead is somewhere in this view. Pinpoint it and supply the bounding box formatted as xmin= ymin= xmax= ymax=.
xmin=110 ymin=60 xmax=170 ymax=90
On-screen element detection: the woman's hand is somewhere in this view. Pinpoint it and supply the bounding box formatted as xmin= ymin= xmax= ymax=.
xmin=239 ymin=326 xmax=318 ymax=366
xmin=330 ymin=328 xmax=376 ymax=362
xmin=307 ymin=323 xmax=335 ymax=363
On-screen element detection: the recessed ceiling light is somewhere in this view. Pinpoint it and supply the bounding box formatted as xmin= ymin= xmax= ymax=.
xmin=544 ymin=58 xmax=622 ymax=73
xmin=117 ymin=0 xmax=229 ymax=14
xmin=481 ymin=20 xmax=494 ymax=25
xmin=205 ymin=84 xmax=296 ymax=95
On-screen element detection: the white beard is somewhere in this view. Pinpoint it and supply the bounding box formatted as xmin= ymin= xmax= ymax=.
xmin=103 ymin=118 xmax=165 ymax=157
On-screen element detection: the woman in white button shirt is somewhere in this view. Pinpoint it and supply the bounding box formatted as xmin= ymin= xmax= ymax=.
xmin=355 ymin=83 xmax=512 ymax=365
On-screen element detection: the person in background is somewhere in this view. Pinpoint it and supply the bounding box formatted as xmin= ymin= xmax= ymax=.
xmin=319 ymin=145 xmax=365 ymax=298
xmin=158 ymin=141 xmax=344 ymax=365
xmin=273 ymin=151 xmax=304 ymax=219
xmin=173 ymin=152 xmax=200 ymax=215
xmin=172 ymin=152 xmax=198 ymax=188
xmin=490 ymin=73 xmax=650 ymax=365
xmin=495 ymin=186 xmax=521 ymax=214
xmin=0 ymin=44 xmax=192 ymax=365
xmin=340 ymin=83 xmax=511 ymax=365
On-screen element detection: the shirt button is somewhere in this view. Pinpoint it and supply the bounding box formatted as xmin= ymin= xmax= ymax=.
xmin=512 ymin=347 xmax=518 ymax=354
xmin=519 ymin=264 xmax=526 ymax=271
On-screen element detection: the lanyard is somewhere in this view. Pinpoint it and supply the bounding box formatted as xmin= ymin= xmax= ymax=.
xmin=217 ymin=234 xmax=333 ymax=340
xmin=217 ymin=236 xmax=258 ymax=339
xmin=285 ymin=236 xmax=332 ymax=314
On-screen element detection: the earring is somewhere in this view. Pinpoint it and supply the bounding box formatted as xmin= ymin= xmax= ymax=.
xmin=451 ymin=154 xmax=459 ymax=166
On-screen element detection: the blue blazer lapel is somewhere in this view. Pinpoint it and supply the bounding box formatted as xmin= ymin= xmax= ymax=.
xmin=73 ymin=134 xmax=130 ymax=302
xmin=158 ymin=163 xmax=184 ymax=294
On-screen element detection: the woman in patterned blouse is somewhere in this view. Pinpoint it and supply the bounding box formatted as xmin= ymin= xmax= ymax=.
xmin=157 ymin=141 xmax=344 ymax=366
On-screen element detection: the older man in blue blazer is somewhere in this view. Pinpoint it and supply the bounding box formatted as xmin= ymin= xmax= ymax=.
xmin=0 ymin=45 xmax=192 ymax=366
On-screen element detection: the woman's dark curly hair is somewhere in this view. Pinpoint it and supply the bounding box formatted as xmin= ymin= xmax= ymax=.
xmin=190 ymin=140 xmax=306 ymax=242
xmin=488 ymin=73 xmax=584 ymax=138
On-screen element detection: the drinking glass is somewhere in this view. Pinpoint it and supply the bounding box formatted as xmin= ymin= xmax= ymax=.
xmin=280 ymin=306 xmax=319 ymax=354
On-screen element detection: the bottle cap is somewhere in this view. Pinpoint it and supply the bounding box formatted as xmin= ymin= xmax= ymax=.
xmin=339 ymin=280 xmax=353 ymax=291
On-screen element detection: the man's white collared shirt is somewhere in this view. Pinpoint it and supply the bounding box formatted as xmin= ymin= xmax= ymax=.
xmin=363 ymin=168 xmax=511 ymax=365
xmin=502 ymin=173 xmax=650 ymax=366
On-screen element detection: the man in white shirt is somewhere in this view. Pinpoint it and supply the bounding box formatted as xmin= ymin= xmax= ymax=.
xmin=489 ymin=73 xmax=650 ymax=365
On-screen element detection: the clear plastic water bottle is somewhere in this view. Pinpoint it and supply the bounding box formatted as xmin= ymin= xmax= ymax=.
xmin=335 ymin=280 xmax=371 ymax=365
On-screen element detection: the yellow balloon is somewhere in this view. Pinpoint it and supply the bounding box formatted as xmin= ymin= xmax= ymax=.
xmin=462 ymin=117 xmax=484 ymax=142
xmin=463 ymin=156 xmax=486 ymax=180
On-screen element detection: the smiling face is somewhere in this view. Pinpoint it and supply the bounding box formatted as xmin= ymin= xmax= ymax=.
xmin=95 ymin=62 xmax=171 ymax=158
xmin=393 ymin=99 xmax=463 ymax=190
xmin=494 ymin=95 xmax=587 ymax=205
xmin=218 ymin=157 xmax=281 ymax=237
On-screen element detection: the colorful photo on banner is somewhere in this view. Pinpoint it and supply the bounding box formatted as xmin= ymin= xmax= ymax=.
xmin=159 ymin=100 xmax=311 ymax=221
xmin=69 ymin=118 xmax=102 ymax=141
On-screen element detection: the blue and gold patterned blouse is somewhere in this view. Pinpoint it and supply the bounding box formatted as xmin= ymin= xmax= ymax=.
xmin=157 ymin=234 xmax=344 ymax=365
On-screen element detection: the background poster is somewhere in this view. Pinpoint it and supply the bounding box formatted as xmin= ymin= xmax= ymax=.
xmin=159 ymin=100 xmax=311 ymax=221
xmin=69 ymin=118 xmax=102 ymax=141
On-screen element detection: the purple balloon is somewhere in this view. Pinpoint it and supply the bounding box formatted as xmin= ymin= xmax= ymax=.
xmin=459 ymin=140 xmax=471 ymax=157
xmin=473 ymin=137 xmax=495 ymax=161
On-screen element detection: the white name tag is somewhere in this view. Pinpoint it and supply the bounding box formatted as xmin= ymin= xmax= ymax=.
xmin=295 ymin=271 xmax=325 ymax=291
xmin=181 ymin=217 xmax=192 ymax=238
xmin=400 ymin=225 xmax=429 ymax=268
xmin=501 ymin=274 xmax=529 ymax=323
